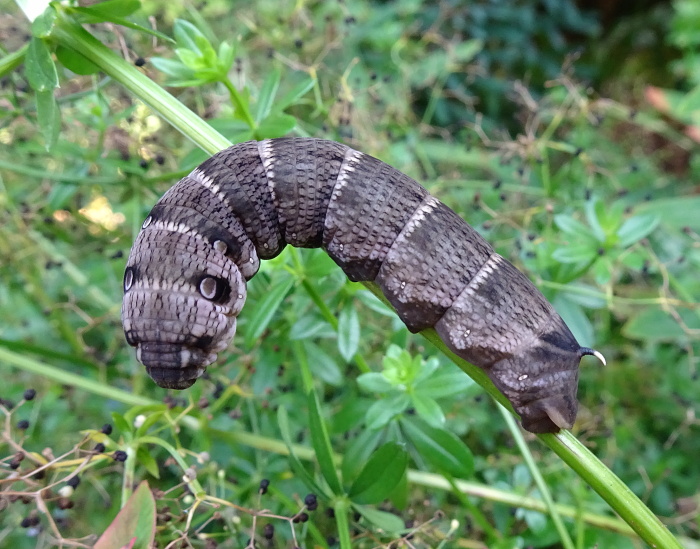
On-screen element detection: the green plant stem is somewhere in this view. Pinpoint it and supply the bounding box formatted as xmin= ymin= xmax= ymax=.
xmin=46 ymin=15 xmax=683 ymax=549
xmin=333 ymin=498 xmax=353 ymax=549
xmin=499 ymin=405 xmax=575 ymax=549
xmin=222 ymin=78 xmax=257 ymax=131
xmin=0 ymin=42 xmax=28 ymax=78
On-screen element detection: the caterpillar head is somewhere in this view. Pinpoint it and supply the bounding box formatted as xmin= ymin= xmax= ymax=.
xmin=489 ymin=319 xmax=604 ymax=434
xmin=121 ymin=217 xmax=247 ymax=389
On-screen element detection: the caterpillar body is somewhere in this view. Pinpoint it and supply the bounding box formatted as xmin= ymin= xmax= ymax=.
xmin=122 ymin=138 xmax=603 ymax=434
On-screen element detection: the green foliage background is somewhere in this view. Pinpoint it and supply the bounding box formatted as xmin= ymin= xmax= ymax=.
xmin=0 ymin=0 xmax=698 ymax=547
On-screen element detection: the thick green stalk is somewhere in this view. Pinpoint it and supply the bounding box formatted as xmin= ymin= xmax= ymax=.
xmin=45 ymin=15 xmax=682 ymax=549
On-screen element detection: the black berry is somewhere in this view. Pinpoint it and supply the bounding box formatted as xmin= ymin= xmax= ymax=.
xmin=23 ymin=389 xmax=36 ymax=401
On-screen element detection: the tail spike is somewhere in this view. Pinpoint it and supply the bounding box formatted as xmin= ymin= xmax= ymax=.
xmin=580 ymin=347 xmax=606 ymax=366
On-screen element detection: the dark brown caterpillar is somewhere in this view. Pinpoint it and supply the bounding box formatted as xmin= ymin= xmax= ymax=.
xmin=122 ymin=138 xmax=604 ymax=433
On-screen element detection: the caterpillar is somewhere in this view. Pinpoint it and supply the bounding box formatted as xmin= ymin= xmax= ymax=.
xmin=122 ymin=138 xmax=604 ymax=434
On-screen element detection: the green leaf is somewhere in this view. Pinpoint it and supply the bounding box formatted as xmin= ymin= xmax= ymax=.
xmin=94 ymin=481 xmax=155 ymax=549
xmin=622 ymin=308 xmax=700 ymax=341
xmin=365 ymin=394 xmax=410 ymax=430
xmin=304 ymin=341 xmax=343 ymax=386
xmin=617 ymin=214 xmax=660 ymax=248
xmin=554 ymin=214 xmax=594 ymax=239
xmin=584 ymin=199 xmax=607 ymax=242
xmin=149 ymin=57 xmax=193 ymax=79
xmin=388 ymin=469 xmax=409 ymax=510
xmin=134 ymin=411 xmax=165 ymax=437
xmin=136 ymin=446 xmax=160 ymax=479
xmin=218 ymin=41 xmax=235 ymax=71
xmin=401 ymin=418 xmax=474 ymax=478
xmin=26 ymin=37 xmax=58 ymax=92
xmin=410 ymin=394 xmax=445 ymax=428
xmin=176 ymin=48 xmax=204 ymax=70
xmin=337 ymin=305 xmax=360 ymax=362
xmin=72 ymin=8 xmax=172 ymax=42
xmin=275 ymin=77 xmax=315 ymax=111
xmin=55 ymin=45 xmax=100 ymax=75
xmin=452 ymin=39 xmax=483 ymax=63
xmin=307 ymin=391 xmax=342 ymax=495
xmin=243 ymin=277 xmax=294 ymax=349
xmin=551 ymin=243 xmax=598 ymax=263
xmin=30 ymin=6 xmax=56 ymax=36
xmin=75 ymin=0 xmax=141 ymax=19
xmin=348 ymin=442 xmax=408 ymax=504
xmin=353 ymin=505 xmax=405 ymax=533
xmin=357 ymin=372 xmax=394 ymax=393
xmin=341 ymin=428 xmax=384 ymax=480
xmin=256 ymin=113 xmax=297 ymax=139
xmin=174 ymin=19 xmax=206 ymax=53
xmin=637 ymin=195 xmax=700 ymax=230
xmin=415 ymin=371 xmax=475 ymax=399
xmin=255 ymin=68 xmax=281 ymax=123
xmin=111 ymin=413 xmax=130 ymax=438
xmin=35 ymin=90 xmax=60 ymax=151
xmin=277 ymin=406 xmax=327 ymax=497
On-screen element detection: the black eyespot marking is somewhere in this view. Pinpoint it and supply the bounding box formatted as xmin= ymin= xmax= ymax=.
xmin=197 ymin=275 xmax=230 ymax=303
xmin=124 ymin=266 xmax=136 ymax=292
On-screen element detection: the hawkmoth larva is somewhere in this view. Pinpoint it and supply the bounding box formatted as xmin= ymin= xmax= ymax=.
xmin=121 ymin=138 xmax=605 ymax=433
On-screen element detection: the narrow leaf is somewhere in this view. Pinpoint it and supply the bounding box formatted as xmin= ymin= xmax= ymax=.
xmin=255 ymin=67 xmax=281 ymax=123
xmin=94 ymin=481 xmax=155 ymax=549
xmin=174 ymin=19 xmax=206 ymax=53
xmin=337 ymin=305 xmax=360 ymax=362
xmin=307 ymin=390 xmax=343 ymax=494
xmin=554 ymin=214 xmax=594 ymax=238
xmin=55 ymin=45 xmax=100 ymax=75
xmin=617 ymin=214 xmax=660 ymax=248
xmin=275 ymin=77 xmax=315 ymax=111
xmin=74 ymin=0 xmax=140 ymax=18
xmin=416 ymin=371 xmax=475 ymax=399
xmin=149 ymin=57 xmax=193 ymax=79
xmin=348 ymin=442 xmax=408 ymax=504
xmin=357 ymin=372 xmax=394 ymax=393
xmin=551 ymin=243 xmax=597 ymax=264
xmin=26 ymin=37 xmax=58 ymax=91
xmin=401 ymin=418 xmax=474 ymax=478
xmin=35 ymin=90 xmax=60 ymax=151
xmin=365 ymin=394 xmax=410 ymax=430
xmin=243 ymin=277 xmax=294 ymax=349
xmin=136 ymin=446 xmax=160 ymax=479
xmin=256 ymin=113 xmax=297 ymax=139
xmin=411 ymin=394 xmax=445 ymax=428
xmin=277 ymin=406 xmax=327 ymax=497
xmin=353 ymin=505 xmax=405 ymax=533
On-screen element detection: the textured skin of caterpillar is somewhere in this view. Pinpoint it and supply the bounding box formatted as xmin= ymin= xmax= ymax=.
xmin=122 ymin=137 xmax=597 ymax=434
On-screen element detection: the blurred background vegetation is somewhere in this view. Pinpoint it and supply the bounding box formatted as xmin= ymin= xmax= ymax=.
xmin=0 ymin=0 xmax=699 ymax=547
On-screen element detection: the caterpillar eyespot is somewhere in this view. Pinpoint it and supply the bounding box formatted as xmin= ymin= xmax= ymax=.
xmin=121 ymin=137 xmax=605 ymax=434
xmin=123 ymin=267 xmax=134 ymax=292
